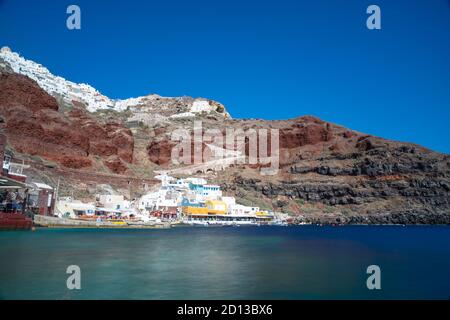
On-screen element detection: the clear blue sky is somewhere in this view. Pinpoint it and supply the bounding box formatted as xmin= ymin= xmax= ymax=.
xmin=1 ymin=0 xmax=449 ymax=153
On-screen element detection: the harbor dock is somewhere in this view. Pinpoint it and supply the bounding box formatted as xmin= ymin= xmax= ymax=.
xmin=33 ymin=215 xmax=171 ymax=229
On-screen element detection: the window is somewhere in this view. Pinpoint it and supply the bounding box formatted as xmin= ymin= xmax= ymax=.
xmin=3 ymin=155 xmax=11 ymax=170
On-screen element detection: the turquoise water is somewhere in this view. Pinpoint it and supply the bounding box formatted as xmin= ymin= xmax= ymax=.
xmin=0 ymin=226 xmax=450 ymax=300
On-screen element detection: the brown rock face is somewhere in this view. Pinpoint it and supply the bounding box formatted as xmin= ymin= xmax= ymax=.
xmin=59 ymin=155 xmax=93 ymax=169
xmin=147 ymin=139 xmax=176 ymax=167
xmin=0 ymin=73 xmax=134 ymax=174
xmin=104 ymin=156 xmax=129 ymax=174
xmin=67 ymin=111 xmax=134 ymax=164
xmin=0 ymin=73 xmax=58 ymax=112
xmin=144 ymin=116 xmax=342 ymax=168
xmin=279 ymin=120 xmax=333 ymax=149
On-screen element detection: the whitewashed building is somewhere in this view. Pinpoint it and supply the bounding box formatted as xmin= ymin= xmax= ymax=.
xmin=138 ymin=188 xmax=182 ymax=212
xmin=221 ymin=196 xmax=236 ymax=208
xmin=229 ymin=204 xmax=260 ymax=216
xmin=56 ymin=199 xmax=96 ymax=218
xmin=97 ymin=194 xmax=130 ymax=210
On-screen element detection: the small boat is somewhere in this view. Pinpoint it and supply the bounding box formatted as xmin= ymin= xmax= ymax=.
xmin=269 ymin=220 xmax=289 ymax=226
xmin=107 ymin=220 xmax=127 ymax=226
xmin=182 ymin=219 xmax=209 ymax=227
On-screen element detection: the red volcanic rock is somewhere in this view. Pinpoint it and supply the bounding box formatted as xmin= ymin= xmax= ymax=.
xmin=147 ymin=139 xmax=176 ymax=166
xmin=104 ymin=156 xmax=128 ymax=174
xmin=147 ymin=135 xmax=216 ymax=166
xmin=0 ymin=73 xmax=134 ymax=173
xmin=279 ymin=122 xmax=333 ymax=149
xmin=89 ymin=141 xmax=118 ymax=157
xmin=3 ymin=108 xmax=89 ymax=158
xmin=343 ymin=131 xmax=356 ymax=139
xmin=68 ymin=112 xmax=134 ymax=163
xmin=59 ymin=155 xmax=92 ymax=169
xmin=109 ymin=127 xmax=134 ymax=163
xmin=0 ymin=73 xmax=58 ymax=112
xmin=145 ymin=117 xmax=338 ymax=167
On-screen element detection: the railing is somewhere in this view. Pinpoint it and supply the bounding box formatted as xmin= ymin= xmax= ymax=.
xmin=7 ymin=163 xmax=30 ymax=176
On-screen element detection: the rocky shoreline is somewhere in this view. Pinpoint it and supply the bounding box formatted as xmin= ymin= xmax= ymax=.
xmin=294 ymin=211 xmax=450 ymax=225
xmin=33 ymin=215 xmax=170 ymax=229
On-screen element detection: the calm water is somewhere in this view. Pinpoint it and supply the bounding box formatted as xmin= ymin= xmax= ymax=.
xmin=0 ymin=226 xmax=450 ymax=300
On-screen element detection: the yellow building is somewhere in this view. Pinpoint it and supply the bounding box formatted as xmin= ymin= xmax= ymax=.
xmin=183 ymin=200 xmax=227 ymax=216
xmin=205 ymin=200 xmax=227 ymax=214
xmin=182 ymin=206 xmax=209 ymax=215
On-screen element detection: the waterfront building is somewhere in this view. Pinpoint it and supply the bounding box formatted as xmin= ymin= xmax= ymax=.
xmin=221 ymin=196 xmax=236 ymax=208
xmin=189 ymin=183 xmax=222 ymax=202
xmin=94 ymin=207 xmax=122 ymax=218
xmin=139 ymin=172 xmax=282 ymax=225
xmin=56 ymin=199 xmax=95 ymax=218
xmin=151 ymin=207 xmax=178 ymax=220
xmin=180 ymin=197 xmax=203 ymax=208
xmin=28 ymin=182 xmax=55 ymax=216
xmin=97 ymin=194 xmax=130 ymax=210
xmin=138 ymin=188 xmax=182 ymax=213
xmin=205 ymin=200 xmax=227 ymax=213
xmin=138 ymin=190 xmax=161 ymax=211
xmin=229 ymin=204 xmax=260 ymax=216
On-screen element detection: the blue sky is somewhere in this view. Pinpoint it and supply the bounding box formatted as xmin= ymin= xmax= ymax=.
xmin=1 ymin=0 xmax=449 ymax=153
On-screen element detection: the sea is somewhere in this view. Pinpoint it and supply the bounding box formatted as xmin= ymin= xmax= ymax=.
xmin=0 ymin=225 xmax=449 ymax=300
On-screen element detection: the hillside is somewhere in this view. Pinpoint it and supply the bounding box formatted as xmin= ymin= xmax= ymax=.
xmin=1 ymin=47 xmax=449 ymax=224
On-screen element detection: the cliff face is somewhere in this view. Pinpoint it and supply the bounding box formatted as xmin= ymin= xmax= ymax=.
xmin=0 ymin=53 xmax=449 ymax=224
xmin=0 ymin=72 xmax=134 ymax=174
xmin=201 ymin=117 xmax=449 ymax=224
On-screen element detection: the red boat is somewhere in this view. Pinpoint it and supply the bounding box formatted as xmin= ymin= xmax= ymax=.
xmin=0 ymin=212 xmax=33 ymax=230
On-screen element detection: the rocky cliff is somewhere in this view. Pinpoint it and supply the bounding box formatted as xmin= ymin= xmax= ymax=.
xmin=0 ymin=49 xmax=449 ymax=224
